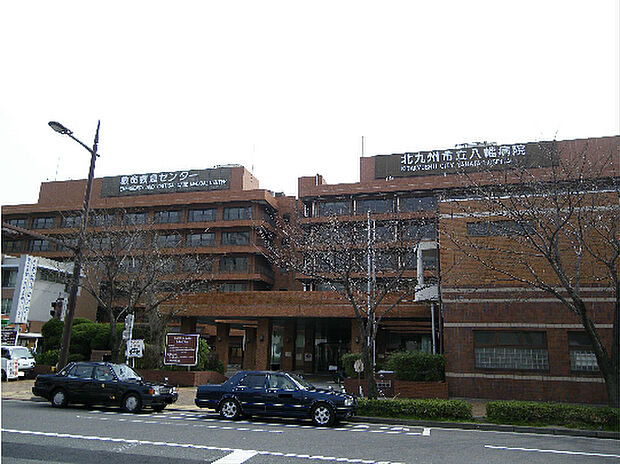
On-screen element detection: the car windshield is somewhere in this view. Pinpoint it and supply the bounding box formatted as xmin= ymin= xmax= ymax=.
xmin=12 ymin=347 xmax=33 ymax=358
xmin=111 ymin=364 xmax=142 ymax=381
xmin=288 ymin=373 xmax=316 ymax=390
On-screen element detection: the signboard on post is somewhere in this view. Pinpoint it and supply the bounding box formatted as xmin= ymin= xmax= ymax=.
xmin=164 ymin=334 xmax=199 ymax=366
xmin=1 ymin=329 xmax=18 ymax=345
xmin=126 ymin=339 xmax=144 ymax=358
xmin=9 ymin=255 xmax=39 ymax=324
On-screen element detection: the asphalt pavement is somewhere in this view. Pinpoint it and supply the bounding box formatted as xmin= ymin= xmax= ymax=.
xmin=2 ymin=378 xmax=617 ymax=439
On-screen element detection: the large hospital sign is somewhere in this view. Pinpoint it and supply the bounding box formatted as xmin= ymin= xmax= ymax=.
xmin=101 ymin=167 xmax=231 ymax=197
xmin=374 ymin=141 xmax=558 ymax=179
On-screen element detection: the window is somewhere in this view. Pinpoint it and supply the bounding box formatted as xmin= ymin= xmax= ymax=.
xmin=61 ymin=215 xmax=81 ymax=228
xmin=182 ymin=256 xmax=213 ymax=273
xmin=122 ymin=212 xmax=148 ymax=225
xmin=5 ymin=218 xmax=27 ymax=228
xmin=93 ymin=365 xmax=116 ymax=381
xmin=421 ymin=248 xmax=438 ymax=270
xmin=474 ymin=331 xmax=549 ymax=370
xmin=186 ymin=233 xmax=215 ymax=247
xmin=317 ymin=200 xmax=350 ymax=217
xmin=399 ymin=196 xmax=437 ymax=212
xmin=374 ymin=225 xmax=394 ymax=242
xmin=155 ymin=234 xmax=180 ymax=248
xmin=3 ymin=241 xmax=24 ymax=253
xmin=32 ymin=216 xmax=56 ymax=229
xmin=188 ymin=208 xmax=217 ymax=222
xmin=218 ymin=282 xmax=248 ymax=292
xmin=1 ymin=298 xmax=12 ymax=315
xmin=30 ymin=239 xmax=51 ymax=251
xmin=238 ymin=373 xmax=267 ymax=388
xmin=219 ymin=256 xmax=248 ymax=272
xmin=153 ymin=210 xmax=182 ymax=224
xmin=66 ymin=364 xmax=94 ymax=379
xmin=89 ymin=236 xmax=111 ymax=250
xmin=268 ymin=374 xmax=297 ymax=390
xmin=223 ymin=206 xmax=252 ymax=221
xmin=467 ymin=220 xmax=535 ymax=237
xmin=89 ymin=213 xmax=116 ymax=227
xmin=221 ymin=231 xmax=250 ymax=246
xmin=375 ymin=252 xmax=395 ymax=270
xmin=403 ymin=223 xmax=436 ymax=240
xmin=2 ymin=269 xmax=17 ymax=288
xmin=568 ymin=332 xmax=599 ymax=372
xmin=356 ymin=198 xmax=394 ymax=214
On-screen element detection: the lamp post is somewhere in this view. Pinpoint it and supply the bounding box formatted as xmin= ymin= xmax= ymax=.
xmin=49 ymin=120 xmax=100 ymax=370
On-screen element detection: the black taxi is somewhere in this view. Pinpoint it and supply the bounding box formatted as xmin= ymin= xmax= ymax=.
xmin=32 ymin=361 xmax=177 ymax=413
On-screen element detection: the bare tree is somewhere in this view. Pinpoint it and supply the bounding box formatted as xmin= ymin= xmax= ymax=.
xmin=260 ymin=212 xmax=441 ymax=398
xmin=71 ymin=212 xmax=215 ymax=364
xmin=443 ymin=142 xmax=619 ymax=406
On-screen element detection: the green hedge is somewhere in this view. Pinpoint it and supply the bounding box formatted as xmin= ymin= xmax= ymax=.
xmin=487 ymin=401 xmax=620 ymax=431
xmin=386 ymin=351 xmax=445 ymax=382
xmin=358 ymin=398 xmax=472 ymax=421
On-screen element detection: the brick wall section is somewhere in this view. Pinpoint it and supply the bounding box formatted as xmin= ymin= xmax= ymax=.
xmin=138 ymin=369 xmax=227 ymax=387
xmin=343 ymin=379 xmax=448 ymax=399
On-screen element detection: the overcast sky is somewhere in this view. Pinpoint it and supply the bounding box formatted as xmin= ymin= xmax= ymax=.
xmin=1 ymin=1 xmax=618 ymax=206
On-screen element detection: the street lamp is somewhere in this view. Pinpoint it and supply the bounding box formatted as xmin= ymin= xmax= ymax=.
xmin=49 ymin=120 xmax=100 ymax=370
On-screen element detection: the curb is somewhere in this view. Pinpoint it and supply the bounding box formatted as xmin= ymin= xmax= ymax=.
xmin=4 ymin=396 xmax=618 ymax=440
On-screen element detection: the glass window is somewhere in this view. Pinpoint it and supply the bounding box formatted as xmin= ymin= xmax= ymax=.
xmin=238 ymin=373 xmax=267 ymax=389
xmin=89 ymin=213 xmax=116 ymax=227
xmin=421 ymin=248 xmax=438 ymax=270
xmin=317 ymin=200 xmax=350 ymax=217
xmin=61 ymin=215 xmax=81 ymax=228
xmin=5 ymin=218 xmax=27 ymax=228
xmin=403 ymin=223 xmax=436 ymax=240
xmin=89 ymin=236 xmax=111 ymax=250
xmin=153 ymin=210 xmax=182 ymax=224
xmin=182 ymin=256 xmax=213 ymax=273
xmin=474 ymin=330 xmax=549 ymax=370
xmin=67 ymin=364 xmax=94 ymax=379
xmin=1 ymin=298 xmax=12 ymax=315
xmin=2 ymin=270 xmax=17 ymax=288
xmin=219 ymin=257 xmax=248 ymax=272
xmin=93 ymin=366 xmax=116 ymax=381
xmin=218 ymin=282 xmax=248 ymax=292
xmin=122 ymin=212 xmax=148 ymax=225
xmin=568 ymin=332 xmax=599 ymax=372
xmin=30 ymin=239 xmax=51 ymax=251
xmin=399 ymin=196 xmax=437 ymax=212
xmin=268 ymin=374 xmax=297 ymax=390
xmin=186 ymin=233 xmax=215 ymax=247
xmin=223 ymin=207 xmax=252 ymax=221
xmin=188 ymin=208 xmax=217 ymax=222
xmin=3 ymin=241 xmax=24 ymax=253
xmin=356 ymin=198 xmax=394 ymax=214
xmin=221 ymin=231 xmax=250 ymax=246
xmin=32 ymin=216 xmax=56 ymax=229
xmin=155 ymin=234 xmax=180 ymax=248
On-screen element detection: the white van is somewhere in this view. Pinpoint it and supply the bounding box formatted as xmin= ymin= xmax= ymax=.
xmin=1 ymin=346 xmax=36 ymax=379
xmin=1 ymin=347 xmax=20 ymax=381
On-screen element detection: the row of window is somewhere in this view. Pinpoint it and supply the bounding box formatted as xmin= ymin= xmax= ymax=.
xmin=5 ymin=206 xmax=255 ymax=230
xmin=474 ymin=330 xmax=599 ymax=372
xmin=308 ymin=195 xmax=437 ymax=217
xmin=93 ymin=256 xmax=255 ymax=274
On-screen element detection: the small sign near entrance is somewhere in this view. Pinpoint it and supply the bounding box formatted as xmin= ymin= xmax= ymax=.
xmin=354 ymin=359 xmax=364 ymax=373
xmin=1 ymin=329 xmax=17 ymax=345
xmin=126 ymin=339 xmax=144 ymax=358
xmin=164 ymin=333 xmax=199 ymax=366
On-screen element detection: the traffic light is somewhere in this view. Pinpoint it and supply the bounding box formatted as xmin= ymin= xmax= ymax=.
xmin=50 ymin=298 xmax=64 ymax=319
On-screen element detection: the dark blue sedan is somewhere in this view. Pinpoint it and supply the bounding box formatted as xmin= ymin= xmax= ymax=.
xmin=195 ymin=371 xmax=356 ymax=426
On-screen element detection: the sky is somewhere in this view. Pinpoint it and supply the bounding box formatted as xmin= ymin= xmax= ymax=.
xmin=1 ymin=1 xmax=618 ymax=206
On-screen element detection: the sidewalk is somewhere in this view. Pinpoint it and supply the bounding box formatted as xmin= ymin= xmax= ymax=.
xmin=2 ymin=378 xmax=617 ymax=439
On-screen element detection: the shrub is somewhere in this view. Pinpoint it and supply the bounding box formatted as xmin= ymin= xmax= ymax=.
xmin=41 ymin=319 xmax=64 ymax=352
xmin=386 ymin=351 xmax=445 ymax=382
xmin=486 ymin=401 xmax=620 ymax=431
xmin=358 ymin=398 xmax=472 ymax=421
xmin=36 ymin=349 xmax=59 ymax=366
xmin=341 ymin=353 xmax=362 ymax=378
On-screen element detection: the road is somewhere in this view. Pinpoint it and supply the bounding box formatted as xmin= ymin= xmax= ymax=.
xmin=2 ymin=399 xmax=619 ymax=463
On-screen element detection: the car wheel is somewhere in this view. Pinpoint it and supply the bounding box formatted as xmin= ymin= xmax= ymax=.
xmin=219 ymin=398 xmax=241 ymax=420
xmin=51 ymin=389 xmax=68 ymax=408
xmin=152 ymin=404 xmax=166 ymax=412
xmin=122 ymin=393 xmax=142 ymax=413
xmin=311 ymin=403 xmax=335 ymax=427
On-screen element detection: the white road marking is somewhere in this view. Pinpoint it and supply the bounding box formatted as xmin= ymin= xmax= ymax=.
xmin=2 ymin=428 xmax=406 ymax=464
xmin=485 ymin=445 xmax=620 ymax=458
xmin=212 ymin=450 xmax=258 ymax=463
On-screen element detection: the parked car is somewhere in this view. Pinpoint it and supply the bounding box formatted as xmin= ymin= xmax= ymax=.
xmin=1 ymin=348 xmax=19 ymax=381
xmin=1 ymin=345 xmax=36 ymax=378
xmin=32 ymin=361 xmax=178 ymax=412
xmin=195 ymin=370 xmax=357 ymax=426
